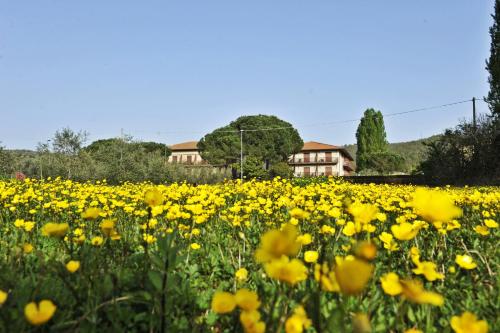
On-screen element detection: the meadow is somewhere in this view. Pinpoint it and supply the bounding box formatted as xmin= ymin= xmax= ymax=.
xmin=0 ymin=177 xmax=498 ymax=333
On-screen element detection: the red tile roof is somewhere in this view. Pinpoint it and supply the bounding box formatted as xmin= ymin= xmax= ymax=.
xmin=169 ymin=141 xmax=199 ymax=151
xmin=301 ymin=141 xmax=353 ymax=160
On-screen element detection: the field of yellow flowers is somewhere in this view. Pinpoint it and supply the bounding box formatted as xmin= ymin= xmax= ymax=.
xmin=0 ymin=177 xmax=498 ymax=332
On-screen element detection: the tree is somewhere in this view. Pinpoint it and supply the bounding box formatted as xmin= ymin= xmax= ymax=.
xmin=198 ymin=115 xmax=303 ymax=176
xmin=53 ymin=127 xmax=89 ymax=155
xmin=418 ymin=116 xmax=500 ymax=183
xmin=355 ymin=109 xmax=388 ymax=171
xmin=355 ymin=109 xmax=405 ymax=174
xmin=486 ymin=0 xmax=500 ymax=118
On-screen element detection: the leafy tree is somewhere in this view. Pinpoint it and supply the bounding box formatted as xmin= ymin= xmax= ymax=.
xmin=52 ymin=127 xmax=89 ymax=155
xmin=198 ymin=115 xmax=303 ymax=177
xmin=418 ymin=116 xmax=500 ymax=183
xmin=486 ymin=0 xmax=500 ymax=118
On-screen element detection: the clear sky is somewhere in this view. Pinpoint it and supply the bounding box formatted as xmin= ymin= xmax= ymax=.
xmin=0 ymin=1 xmax=494 ymax=149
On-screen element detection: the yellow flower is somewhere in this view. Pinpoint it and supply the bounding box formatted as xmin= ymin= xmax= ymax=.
xmin=321 ymin=225 xmax=335 ymax=234
xmin=380 ymin=272 xmax=403 ymax=296
xmin=0 ymin=289 xmax=7 ymax=305
xmin=484 ymin=219 xmax=498 ymax=228
xmin=391 ymin=222 xmax=419 ymax=241
xmin=304 ymin=250 xmax=319 ymax=263
xmin=348 ymin=202 xmax=379 ymax=225
xmin=65 ymin=260 xmax=80 ymax=273
xmin=235 ymin=289 xmax=260 ymax=311
xmin=354 ymin=241 xmax=377 ymax=261
xmin=342 ymin=222 xmax=358 ymax=236
xmin=450 ymin=311 xmax=488 ymax=333
xmin=411 ymin=188 xmax=462 ymax=223
xmin=82 ymin=207 xmax=102 ymax=220
xmin=412 ymin=261 xmax=444 ymax=281
xmin=455 ymin=255 xmax=477 ymax=270
xmin=23 ymin=243 xmax=34 ymax=254
xmin=285 ymin=306 xmax=311 ymax=333
xmin=296 ymin=233 xmax=312 ymax=245
xmin=91 ymin=236 xmax=104 ymax=246
xmin=211 ymin=291 xmax=236 ymax=314
xmin=379 ymin=232 xmax=399 ymax=251
xmin=144 ymin=188 xmax=164 ymax=207
xmin=24 ymin=300 xmax=57 ymax=326
xmin=404 ymin=329 xmax=423 ymax=333
xmin=235 ymin=268 xmax=248 ymax=282
xmin=474 ymin=225 xmax=490 ymax=236
xmin=240 ymin=310 xmax=265 ymax=333
xmin=23 ymin=221 xmax=36 ymax=232
xmin=190 ymin=243 xmax=201 ymax=250
xmin=399 ymin=279 xmax=444 ymax=306
xmin=352 ymin=313 xmax=371 ymax=333
xmin=264 ymin=256 xmax=307 ymax=285
xmin=41 ymin=223 xmax=69 ymax=238
xmin=100 ymin=219 xmax=116 ymax=236
xmin=334 ymin=258 xmax=373 ymax=295
xmin=255 ymin=224 xmax=301 ymax=263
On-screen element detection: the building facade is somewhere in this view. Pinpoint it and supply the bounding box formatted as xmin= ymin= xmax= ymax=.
xmin=168 ymin=140 xmax=354 ymax=175
xmin=288 ymin=141 xmax=354 ymax=176
xmin=168 ymin=141 xmax=205 ymax=165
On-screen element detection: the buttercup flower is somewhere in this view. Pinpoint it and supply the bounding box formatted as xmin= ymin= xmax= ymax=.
xmin=24 ymin=300 xmax=57 ymax=326
xmin=455 ymin=255 xmax=477 ymax=270
xmin=450 ymin=311 xmax=488 ymax=333
xmin=211 ymin=291 xmax=236 ymax=314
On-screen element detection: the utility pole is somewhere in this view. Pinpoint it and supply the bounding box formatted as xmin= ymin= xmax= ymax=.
xmin=240 ymin=129 xmax=244 ymax=181
xmin=472 ymin=97 xmax=477 ymax=129
xmin=120 ymin=128 xmax=124 ymax=163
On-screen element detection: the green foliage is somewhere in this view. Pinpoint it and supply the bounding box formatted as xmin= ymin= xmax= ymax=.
xmin=344 ymin=135 xmax=442 ymax=174
xmin=357 ymin=151 xmax=405 ymax=175
xmin=486 ymin=0 xmax=500 ymax=118
xmin=52 ymin=127 xmax=89 ymax=156
xmin=418 ymin=116 xmax=500 ymax=183
xmin=268 ymin=162 xmax=294 ymax=179
xmin=355 ymin=109 xmax=404 ymax=174
xmin=198 ymin=115 xmax=303 ymax=174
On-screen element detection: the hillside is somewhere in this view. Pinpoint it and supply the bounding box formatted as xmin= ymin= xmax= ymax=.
xmin=343 ymin=135 xmax=441 ymax=173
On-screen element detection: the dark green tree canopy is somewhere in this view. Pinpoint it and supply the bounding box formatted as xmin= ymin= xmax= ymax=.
xmin=198 ymin=115 xmax=303 ymax=167
xmin=356 ymin=109 xmax=388 ymax=158
xmin=486 ymin=0 xmax=500 ymax=118
xmin=355 ymin=108 xmax=405 ymax=174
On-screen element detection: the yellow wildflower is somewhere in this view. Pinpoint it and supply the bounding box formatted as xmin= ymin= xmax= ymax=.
xmin=450 ymin=311 xmax=488 ymax=333
xmin=65 ymin=260 xmax=80 ymax=273
xmin=235 ymin=268 xmax=248 ymax=282
xmin=211 ymin=291 xmax=236 ymax=314
xmin=0 ymin=290 xmax=7 ymax=305
xmin=380 ymin=272 xmax=403 ymax=296
xmin=411 ymin=188 xmax=462 ymax=223
xmin=264 ymin=256 xmax=307 ymax=286
xmin=255 ymin=224 xmax=301 ymax=263
xmin=455 ymin=255 xmax=477 ymax=270
xmin=24 ymin=300 xmax=57 ymax=326
xmin=41 ymin=223 xmax=69 ymax=238
xmin=235 ymin=289 xmax=260 ymax=311
xmin=334 ymin=258 xmax=373 ymax=295
xmin=304 ymin=250 xmax=319 ymax=263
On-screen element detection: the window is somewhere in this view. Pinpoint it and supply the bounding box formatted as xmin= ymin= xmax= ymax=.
xmin=325 ymin=152 xmax=332 ymax=162
xmin=172 ymin=156 xmax=178 ymax=163
xmin=304 ymin=153 xmax=310 ymax=163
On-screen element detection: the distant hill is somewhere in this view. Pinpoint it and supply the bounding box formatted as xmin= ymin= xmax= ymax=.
xmin=343 ymin=135 xmax=441 ymax=173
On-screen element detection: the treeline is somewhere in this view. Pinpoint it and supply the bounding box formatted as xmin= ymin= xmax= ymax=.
xmin=0 ymin=129 xmax=230 ymax=184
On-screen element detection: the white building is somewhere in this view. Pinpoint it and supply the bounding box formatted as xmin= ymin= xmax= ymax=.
xmin=168 ymin=140 xmax=354 ymax=175
xmin=288 ymin=141 xmax=354 ymax=176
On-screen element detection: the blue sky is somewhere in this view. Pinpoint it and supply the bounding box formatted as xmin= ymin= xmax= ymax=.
xmin=0 ymin=1 xmax=494 ymax=149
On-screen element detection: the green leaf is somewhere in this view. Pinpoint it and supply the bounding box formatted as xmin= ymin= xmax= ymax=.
xmin=148 ymin=270 xmax=163 ymax=292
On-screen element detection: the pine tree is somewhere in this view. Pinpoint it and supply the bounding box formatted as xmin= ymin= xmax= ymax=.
xmin=486 ymin=0 xmax=500 ymax=118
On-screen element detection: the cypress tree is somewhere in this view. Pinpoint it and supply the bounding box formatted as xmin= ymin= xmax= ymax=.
xmin=486 ymin=0 xmax=500 ymax=118
xmin=356 ymin=108 xmax=389 ymax=171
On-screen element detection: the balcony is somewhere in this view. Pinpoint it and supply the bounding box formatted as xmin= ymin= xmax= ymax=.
xmin=288 ymin=157 xmax=338 ymax=165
